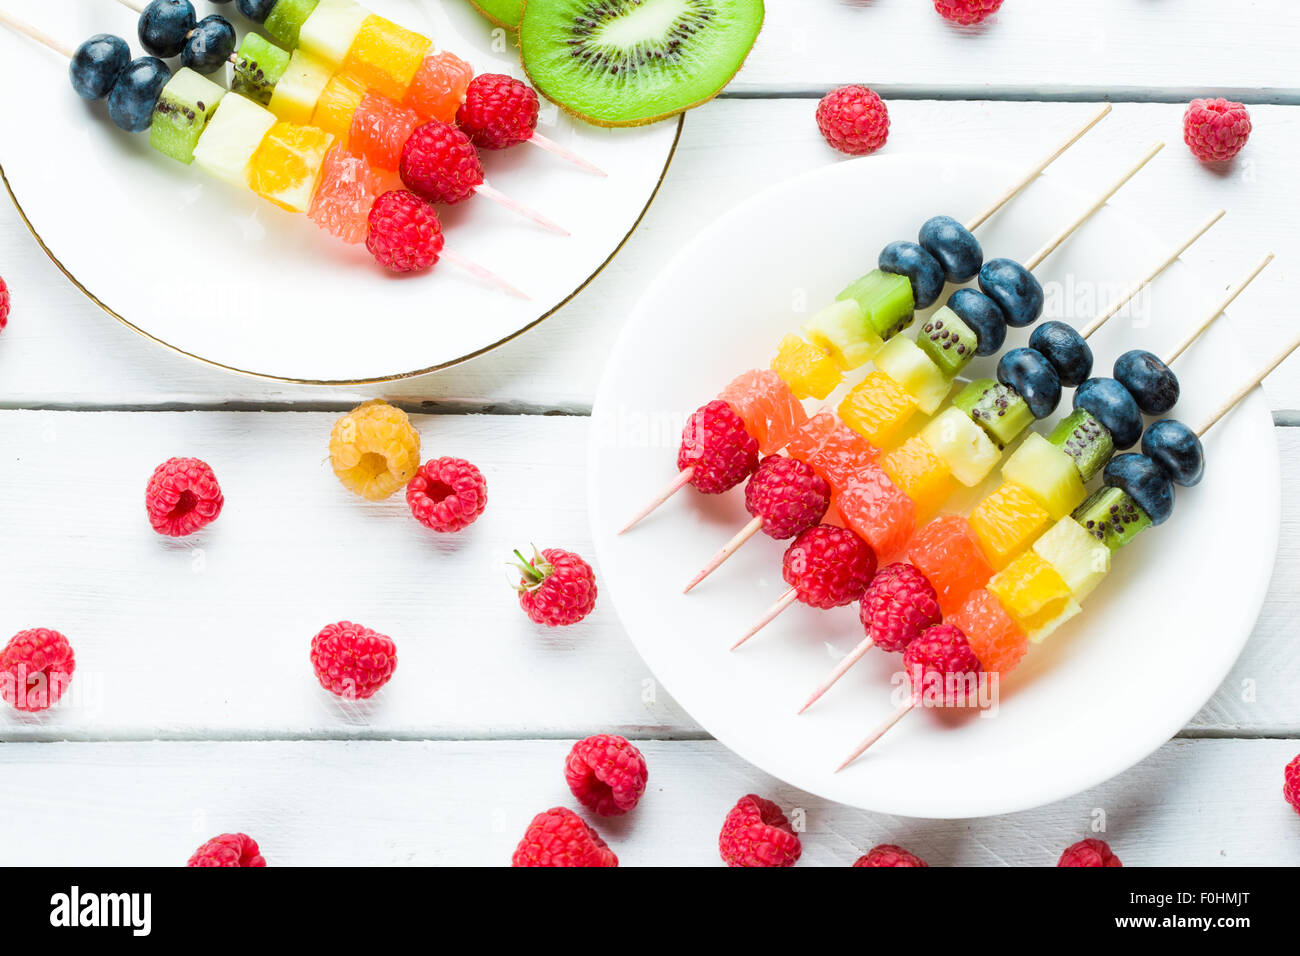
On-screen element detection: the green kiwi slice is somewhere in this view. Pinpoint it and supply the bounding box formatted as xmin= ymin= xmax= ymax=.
xmin=519 ymin=0 xmax=765 ymax=127
xmin=468 ymin=0 xmax=523 ymax=29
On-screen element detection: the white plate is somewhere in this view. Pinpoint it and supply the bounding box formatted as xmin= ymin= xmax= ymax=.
xmin=0 ymin=0 xmax=677 ymax=383
xmin=589 ymin=153 xmax=1279 ymax=818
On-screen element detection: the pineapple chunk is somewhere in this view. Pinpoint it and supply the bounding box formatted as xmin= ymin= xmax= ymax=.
xmin=1002 ymin=433 xmax=1086 ymax=520
xmin=1032 ymin=517 xmax=1110 ymax=600
xmin=1028 ymin=597 xmax=1082 ymax=643
xmin=920 ymin=407 xmax=1000 ymax=486
xmin=804 ymin=300 xmax=883 ymax=370
xmin=987 ymin=551 xmax=1072 ymax=634
xmin=193 ymin=95 xmax=277 ymax=189
xmin=299 ymin=0 xmax=369 ymax=67
xmin=269 ymin=49 xmax=334 ymax=125
xmin=873 ymin=334 xmax=951 ymax=414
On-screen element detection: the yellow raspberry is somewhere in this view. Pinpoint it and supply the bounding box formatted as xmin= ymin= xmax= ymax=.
xmin=329 ymin=401 xmax=421 ymax=500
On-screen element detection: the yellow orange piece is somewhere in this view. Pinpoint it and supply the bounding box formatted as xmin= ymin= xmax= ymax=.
xmin=249 ymin=122 xmax=335 ymax=213
xmin=986 ymin=551 xmax=1072 ymax=634
xmin=880 ymin=435 xmax=957 ymax=520
xmin=341 ymin=15 xmax=433 ymax=101
xmin=312 ymin=73 xmax=367 ymax=147
xmin=838 ymin=370 xmax=917 ymax=449
xmin=969 ymin=481 xmax=1050 ymax=570
xmin=771 ymin=333 xmax=841 ymax=400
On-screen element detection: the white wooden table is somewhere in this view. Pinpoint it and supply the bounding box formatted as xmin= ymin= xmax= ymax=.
xmin=2 ymin=1 xmax=1298 ymax=866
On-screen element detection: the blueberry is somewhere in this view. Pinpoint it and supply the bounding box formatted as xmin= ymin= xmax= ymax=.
xmin=106 ymin=57 xmax=171 ymax=133
xmin=878 ymin=241 xmax=945 ymax=310
xmin=139 ymin=0 xmax=197 ymax=58
xmin=1141 ymin=419 xmax=1204 ymax=487
xmin=997 ymin=347 xmax=1061 ymax=419
xmin=182 ymin=15 xmax=237 ymax=73
xmin=1103 ymin=453 xmax=1174 ymax=525
xmin=978 ymin=258 xmax=1043 ymax=328
xmin=1113 ymin=348 xmax=1179 ymax=415
xmin=1028 ymin=320 xmax=1093 ymax=387
xmin=237 ymin=0 xmax=278 ymax=22
xmin=69 ymin=34 xmax=131 ymax=100
xmin=1074 ymin=377 xmax=1143 ymax=450
xmin=946 ymin=289 xmax=1006 ymax=356
xmin=918 ymin=215 xmax=982 ymax=283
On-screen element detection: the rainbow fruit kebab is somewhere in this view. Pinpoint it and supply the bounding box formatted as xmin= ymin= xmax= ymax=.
xmin=797 ymin=252 xmax=1273 ymax=707
xmin=731 ymin=212 xmax=1237 ymax=650
xmin=684 ymin=141 xmax=1166 ymax=595
xmin=110 ymin=0 xmax=571 ymax=235
xmin=832 ymin=327 xmax=1300 ymax=772
xmin=618 ymin=105 xmax=1117 ymax=536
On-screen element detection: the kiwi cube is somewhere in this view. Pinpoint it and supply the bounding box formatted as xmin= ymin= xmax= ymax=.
xmin=835 ymin=269 xmax=914 ymax=340
xmin=952 ymin=378 xmax=1033 ymax=451
xmin=916 ymin=306 xmax=977 ymax=378
xmin=150 ymin=68 xmax=226 ymax=164
xmin=1048 ymin=408 xmax=1114 ymax=483
xmin=1071 ymin=486 xmax=1151 ymax=553
xmin=231 ymin=33 xmax=291 ymax=106
xmin=265 ymin=0 xmax=320 ymax=48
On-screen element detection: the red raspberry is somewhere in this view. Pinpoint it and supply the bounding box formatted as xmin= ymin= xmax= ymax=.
xmin=564 ymin=734 xmax=649 ymax=816
xmin=815 ymin=85 xmax=889 ymax=156
xmin=1057 ymin=837 xmax=1122 ymax=867
xmin=399 ymin=120 xmax=484 ymax=204
xmin=1283 ymin=754 xmax=1300 ymax=816
xmin=853 ymin=844 xmax=928 ymax=867
xmin=719 ymin=794 xmax=802 ymax=867
xmin=902 ymin=623 xmax=983 ymax=706
xmin=1183 ymin=97 xmax=1251 ymax=162
xmin=511 ymin=807 xmax=617 ymax=867
xmin=365 ymin=189 xmax=445 ymax=273
xmin=187 ymin=833 xmax=266 ymax=867
xmin=310 ymin=621 xmax=397 ymax=700
xmin=678 ymin=400 xmax=759 ymax=494
xmin=859 ymin=563 xmax=941 ymax=653
xmin=0 ymin=628 xmax=75 ymax=713
xmin=745 ymin=455 xmax=831 ymax=540
xmin=145 ymin=457 xmax=223 ymax=538
xmin=783 ymin=524 xmax=877 ymax=609
xmin=934 ymin=0 xmax=1004 ymax=25
xmin=514 ymin=547 xmax=597 ymax=627
xmin=0 ymin=275 xmax=9 ymax=331
xmin=456 ymin=73 xmax=539 ymax=150
xmin=406 ymin=457 xmax=487 ymax=533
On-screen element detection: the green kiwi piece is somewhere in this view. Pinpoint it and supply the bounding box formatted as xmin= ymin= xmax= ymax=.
xmin=836 ymin=269 xmax=914 ymax=340
xmin=519 ymin=0 xmax=765 ymax=127
xmin=916 ymin=306 xmax=977 ymax=378
xmin=231 ymin=33 xmax=291 ymax=106
xmin=1071 ymin=486 xmax=1151 ymax=553
xmin=150 ymin=68 xmax=226 ymax=165
xmin=952 ymin=378 xmax=1033 ymax=451
xmin=468 ymin=0 xmax=523 ymax=29
xmin=265 ymin=0 xmax=320 ymax=48
xmin=1048 ymin=408 xmax=1114 ymax=483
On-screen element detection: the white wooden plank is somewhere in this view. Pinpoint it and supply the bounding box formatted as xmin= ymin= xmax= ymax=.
xmin=0 ymin=738 xmax=1296 ymax=865
xmin=1 ymin=101 xmax=1298 ymax=410
xmin=0 ymin=410 xmax=1293 ymax=739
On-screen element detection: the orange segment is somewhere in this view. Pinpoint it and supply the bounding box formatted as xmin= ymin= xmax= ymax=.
xmin=248 ymin=122 xmax=336 ymax=212
xmin=838 ymin=370 xmax=917 ymax=449
xmin=986 ymin=552 xmax=1072 ymax=634
xmin=772 ymin=334 xmax=842 ymax=400
xmin=969 ymin=481 xmax=1050 ymax=570
xmin=948 ymin=588 xmax=1028 ymax=675
xmin=341 ymin=15 xmax=432 ymax=101
xmin=879 ymin=435 xmax=957 ymax=520
xmin=312 ymin=73 xmax=367 ymax=147
xmin=907 ymin=515 xmax=995 ymax=616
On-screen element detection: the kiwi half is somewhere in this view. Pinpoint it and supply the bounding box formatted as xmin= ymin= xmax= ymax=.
xmin=468 ymin=0 xmax=524 ymax=29
xmin=519 ymin=0 xmax=765 ymax=127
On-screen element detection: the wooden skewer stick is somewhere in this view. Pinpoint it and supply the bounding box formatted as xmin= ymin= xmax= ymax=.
xmin=797 ymin=637 xmax=876 ymax=712
xmin=528 ymin=132 xmax=608 ymax=177
xmin=0 ymin=9 xmax=76 ymax=58
xmin=730 ymin=589 xmax=799 ymax=649
xmin=963 ymin=104 xmax=1112 ymax=232
xmin=618 ymin=468 xmax=695 ymax=535
xmin=474 ymin=183 xmax=570 ymax=235
xmin=835 ymin=695 xmax=918 ymax=772
xmin=683 ymin=517 xmax=762 ymax=594
xmin=1163 ymin=253 xmax=1273 ymax=366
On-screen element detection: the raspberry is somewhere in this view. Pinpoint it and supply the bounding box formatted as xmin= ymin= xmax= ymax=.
xmin=719 ymin=794 xmax=802 ymax=867
xmin=399 ymin=120 xmax=483 ymax=204
xmin=783 ymin=524 xmax=877 ymax=609
xmin=511 ymin=807 xmax=617 ymax=867
xmin=406 ymin=457 xmax=487 ymax=532
xmin=329 ymin=400 xmax=422 ymax=500
xmin=815 ymin=85 xmax=889 ymax=156
xmin=853 ymin=844 xmax=928 ymax=867
xmin=859 ymin=563 xmax=941 ymax=653
xmin=456 ymin=73 xmax=540 ymax=150
xmin=934 ymin=0 xmax=1004 ymax=25
xmin=187 ymin=833 xmax=266 ymax=867
xmin=1284 ymin=755 xmax=1300 ymax=816
xmin=0 ymin=275 xmax=9 ymax=331
xmin=365 ymin=189 xmax=445 ymax=274
xmin=0 ymin=628 xmax=75 ymax=713
xmin=678 ymin=400 xmax=760 ymax=494
xmin=902 ymin=623 xmax=983 ymax=706
xmin=745 ymin=455 xmax=831 ymax=539
xmin=144 ymin=457 xmax=224 ymax=537
xmin=1057 ymin=837 xmax=1122 ymax=867
xmin=310 ymin=621 xmax=397 ymax=700
xmin=564 ymin=734 xmax=649 ymax=816
xmin=1183 ymin=97 xmax=1251 ymax=162
xmin=513 ymin=547 xmax=597 ymax=627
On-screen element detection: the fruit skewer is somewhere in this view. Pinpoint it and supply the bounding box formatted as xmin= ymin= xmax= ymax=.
xmin=110 ymin=0 xmax=570 ymax=235
xmin=686 ymin=141 xmax=1165 ymax=594
xmin=618 ymin=104 xmax=1116 ymax=535
xmin=0 ymin=10 xmax=524 ymax=293
xmin=833 ymin=328 xmax=1300 ymax=772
